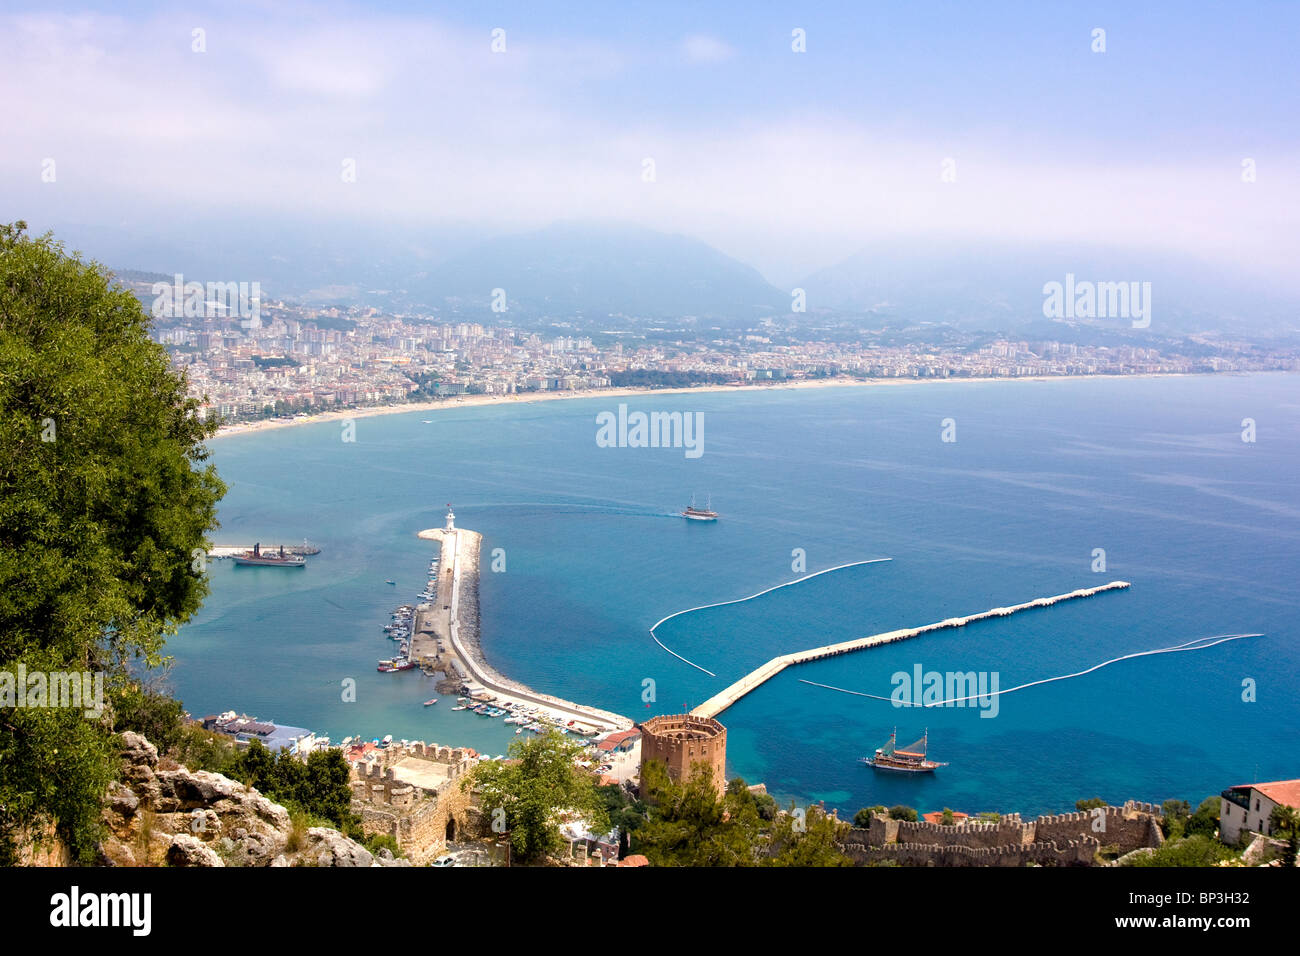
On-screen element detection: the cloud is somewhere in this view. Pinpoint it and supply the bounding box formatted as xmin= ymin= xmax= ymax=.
xmin=0 ymin=6 xmax=1297 ymax=286
xmin=681 ymin=34 xmax=735 ymax=63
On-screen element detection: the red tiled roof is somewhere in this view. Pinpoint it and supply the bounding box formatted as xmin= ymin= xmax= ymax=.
xmin=1250 ymin=779 xmax=1300 ymax=808
xmin=618 ymin=855 xmax=649 ymax=867
xmin=597 ymin=729 xmax=641 ymax=750
xmin=922 ymin=811 xmax=969 ymax=824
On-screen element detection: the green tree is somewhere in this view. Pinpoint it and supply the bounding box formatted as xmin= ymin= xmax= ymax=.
xmin=599 ymin=783 xmax=647 ymax=859
xmin=467 ymin=729 xmax=608 ymax=864
xmin=632 ymin=760 xmax=761 ymax=866
xmin=1269 ymin=805 xmax=1299 ymax=866
xmin=1161 ymin=798 xmax=1192 ymax=839
xmin=0 ymin=222 xmax=225 ymax=861
xmin=853 ymin=807 xmax=879 ymax=828
xmin=764 ymin=805 xmax=852 ymax=867
xmin=1185 ymin=796 xmax=1220 ymax=838
xmin=888 ymin=805 xmax=918 ymax=822
xmin=1076 ymin=797 xmax=1107 ymax=812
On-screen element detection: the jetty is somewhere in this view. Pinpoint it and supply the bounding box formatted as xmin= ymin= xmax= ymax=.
xmin=416 ymin=516 xmax=632 ymax=734
xmin=690 ymin=580 xmax=1131 ymax=720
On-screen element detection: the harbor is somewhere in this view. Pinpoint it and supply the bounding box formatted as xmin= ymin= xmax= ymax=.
xmin=690 ymin=580 xmax=1132 ymax=720
xmin=395 ymin=507 xmax=632 ymax=736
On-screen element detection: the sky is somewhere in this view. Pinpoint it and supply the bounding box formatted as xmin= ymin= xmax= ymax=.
xmin=2 ymin=0 xmax=1298 ymax=286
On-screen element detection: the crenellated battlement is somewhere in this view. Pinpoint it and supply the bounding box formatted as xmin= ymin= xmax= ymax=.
xmin=843 ymin=801 xmax=1162 ymax=866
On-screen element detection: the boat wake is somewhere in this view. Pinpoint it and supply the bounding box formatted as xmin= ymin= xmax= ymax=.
xmin=798 ymin=632 xmax=1266 ymax=706
xmin=649 ymin=558 xmax=894 ymax=677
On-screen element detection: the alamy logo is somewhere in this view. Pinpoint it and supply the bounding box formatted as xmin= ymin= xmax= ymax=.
xmin=891 ymin=664 xmax=1001 ymax=718
xmin=151 ymin=273 xmax=262 ymax=327
xmin=1042 ymin=273 xmax=1151 ymax=328
xmin=0 ymin=666 xmax=104 ymax=718
xmin=50 ymin=887 xmax=151 ymax=936
xmin=595 ymin=404 xmax=704 ymax=459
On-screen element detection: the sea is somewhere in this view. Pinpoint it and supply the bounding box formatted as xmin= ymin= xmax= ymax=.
xmin=169 ymin=374 xmax=1300 ymax=818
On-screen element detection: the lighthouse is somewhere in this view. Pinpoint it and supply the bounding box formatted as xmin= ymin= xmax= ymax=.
xmin=444 ymin=503 xmax=455 ymax=532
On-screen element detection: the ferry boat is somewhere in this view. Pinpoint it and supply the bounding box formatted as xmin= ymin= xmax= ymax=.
xmin=861 ymin=729 xmax=947 ymax=773
xmin=233 ymin=542 xmax=306 ymax=567
xmin=681 ymin=494 xmax=718 ymax=522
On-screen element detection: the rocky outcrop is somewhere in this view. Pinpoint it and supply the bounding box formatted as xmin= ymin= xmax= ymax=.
xmin=100 ymin=732 xmax=391 ymax=867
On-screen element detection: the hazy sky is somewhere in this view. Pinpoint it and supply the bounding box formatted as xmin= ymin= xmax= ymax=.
xmin=3 ymin=0 xmax=1298 ymax=285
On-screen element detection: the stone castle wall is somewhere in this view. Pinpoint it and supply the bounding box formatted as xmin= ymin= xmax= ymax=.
xmin=842 ymin=801 xmax=1162 ymax=867
xmin=348 ymin=742 xmax=475 ymax=864
xmin=841 ymin=838 xmax=1098 ymax=867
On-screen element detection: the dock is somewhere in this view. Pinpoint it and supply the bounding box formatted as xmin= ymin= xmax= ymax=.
xmin=415 ymin=523 xmax=633 ymax=734
xmin=690 ymin=580 xmax=1131 ymax=720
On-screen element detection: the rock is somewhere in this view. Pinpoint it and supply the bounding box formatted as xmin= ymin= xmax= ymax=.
xmin=270 ymin=855 xmax=289 ymax=867
xmin=120 ymin=732 xmax=158 ymax=768
xmin=106 ymin=781 xmax=139 ymax=817
xmin=186 ymin=808 xmax=222 ymax=838
xmin=233 ymin=830 xmax=285 ymax=867
xmin=155 ymin=768 xmax=240 ymax=809
xmin=377 ymin=847 xmax=394 ymax=861
xmin=98 ymin=841 xmax=137 ymax=867
xmin=305 ymin=828 xmax=374 ymax=868
xmin=166 ymin=834 xmax=225 ymax=867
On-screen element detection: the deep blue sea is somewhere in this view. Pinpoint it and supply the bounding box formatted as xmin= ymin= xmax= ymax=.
xmin=170 ymin=375 xmax=1300 ymax=818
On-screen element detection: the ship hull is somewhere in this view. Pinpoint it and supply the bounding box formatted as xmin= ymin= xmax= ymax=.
xmin=862 ymin=760 xmax=939 ymax=773
xmin=233 ymin=557 xmax=305 ymax=567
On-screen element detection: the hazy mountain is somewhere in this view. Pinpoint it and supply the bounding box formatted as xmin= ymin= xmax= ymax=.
xmin=403 ymin=221 xmax=787 ymax=320
xmin=798 ymin=240 xmax=1300 ymax=336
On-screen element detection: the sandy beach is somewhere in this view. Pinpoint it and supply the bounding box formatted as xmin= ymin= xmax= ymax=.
xmin=207 ymin=372 xmax=1199 ymax=441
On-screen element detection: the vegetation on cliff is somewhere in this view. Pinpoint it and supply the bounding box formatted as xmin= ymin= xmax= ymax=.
xmin=0 ymin=222 xmax=225 ymax=863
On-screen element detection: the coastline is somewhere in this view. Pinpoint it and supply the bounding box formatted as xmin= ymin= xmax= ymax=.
xmin=206 ymin=370 xmax=1219 ymax=441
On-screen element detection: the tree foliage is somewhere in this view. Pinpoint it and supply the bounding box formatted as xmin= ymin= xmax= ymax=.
xmin=226 ymin=740 xmax=355 ymax=829
xmin=1269 ymin=805 xmax=1299 ymax=866
xmin=1123 ymin=835 xmax=1237 ymax=868
xmin=1185 ymin=797 xmax=1220 ymax=838
xmin=763 ymin=804 xmax=852 ymax=867
xmin=0 ymin=222 xmax=226 ymax=860
xmin=467 ymin=728 xmax=609 ymax=863
xmin=632 ymin=760 xmax=762 ymax=866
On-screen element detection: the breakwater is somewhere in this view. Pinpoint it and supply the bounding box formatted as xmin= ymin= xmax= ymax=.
xmin=416 ymin=525 xmax=633 ymax=733
xmin=649 ymin=558 xmax=894 ymax=677
xmin=690 ymin=580 xmax=1131 ymax=720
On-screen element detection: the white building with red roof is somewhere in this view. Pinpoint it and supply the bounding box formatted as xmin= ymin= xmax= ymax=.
xmin=1219 ymin=778 xmax=1300 ymax=845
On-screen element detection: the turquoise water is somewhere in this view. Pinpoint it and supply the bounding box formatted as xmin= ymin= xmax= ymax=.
xmin=171 ymin=375 xmax=1300 ymax=817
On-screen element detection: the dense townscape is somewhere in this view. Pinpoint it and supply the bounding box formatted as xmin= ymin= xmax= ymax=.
xmin=125 ymin=279 xmax=1299 ymax=424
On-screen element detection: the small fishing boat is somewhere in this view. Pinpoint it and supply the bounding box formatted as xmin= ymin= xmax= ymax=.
xmin=423 ymin=698 xmax=439 ymax=706
xmin=385 ymin=580 xmax=396 ymax=586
